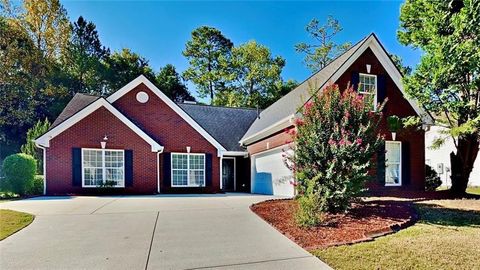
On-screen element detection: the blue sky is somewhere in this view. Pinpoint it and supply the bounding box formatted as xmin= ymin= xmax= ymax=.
xmin=62 ymin=0 xmax=421 ymax=98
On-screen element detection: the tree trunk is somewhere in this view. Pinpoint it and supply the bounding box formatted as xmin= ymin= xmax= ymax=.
xmin=449 ymin=134 xmax=479 ymax=195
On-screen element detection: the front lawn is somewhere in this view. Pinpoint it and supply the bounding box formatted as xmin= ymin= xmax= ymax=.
xmin=314 ymin=199 xmax=480 ymax=270
xmin=0 ymin=209 xmax=34 ymax=240
xmin=467 ymin=186 xmax=480 ymax=195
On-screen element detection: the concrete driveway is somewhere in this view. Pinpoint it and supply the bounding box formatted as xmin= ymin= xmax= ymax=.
xmin=0 ymin=194 xmax=330 ymax=270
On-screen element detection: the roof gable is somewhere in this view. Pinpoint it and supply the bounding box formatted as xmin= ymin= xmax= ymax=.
xmin=240 ymin=33 xmax=432 ymax=145
xmin=106 ymin=75 xmax=227 ymax=154
xmin=35 ymin=98 xmax=164 ymax=152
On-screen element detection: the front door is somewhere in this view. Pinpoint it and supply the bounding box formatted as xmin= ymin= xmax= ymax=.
xmin=222 ymin=158 xmax=235 ymax=191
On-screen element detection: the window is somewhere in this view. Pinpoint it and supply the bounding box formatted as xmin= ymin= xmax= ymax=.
xmin=359 ymin=73 xmax=377 ymax=110
xmin=385 ymin=141 xmax=401 ymax=186
xmin=171 ymin=153 xmax=205 ymax=187
xmin=82 ymin=149 xmax=124 ymax=187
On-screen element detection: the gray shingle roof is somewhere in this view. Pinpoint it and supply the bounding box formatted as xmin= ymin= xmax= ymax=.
xmin=50 ymin=93 xmax=99 ymax=129
xmin=240 ymin=35 xmax=370 ymax=143
xmin=178 ymin=103 xmax=259 ymax=151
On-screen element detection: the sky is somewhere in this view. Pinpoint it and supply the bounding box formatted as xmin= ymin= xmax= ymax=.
xmin=61 ymin=0 xmax=422 ymax=99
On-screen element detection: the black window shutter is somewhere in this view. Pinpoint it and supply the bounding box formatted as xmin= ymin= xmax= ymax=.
xmin=125 ymin=150 xmax=133 ymax=187
xmin=72 ymin=148 xmax=82 ymax=186
xmin=377 ymin=74 xmax=387 ymax=104
xmin=351 ymin=72 xmax=360 ymax=91
xmin=402 ymin=142 xmax=410 ymax=186
xmin=376 ymin=143 xmax=386 ymax=185
xmin=205 ymin=153 xmax=212 ymax=187
xmin=163 ymin=152 xmax=171 ymax=187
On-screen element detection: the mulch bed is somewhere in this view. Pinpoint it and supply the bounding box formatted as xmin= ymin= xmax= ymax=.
xmin=250 ymin=199 xmax=417 ymax=250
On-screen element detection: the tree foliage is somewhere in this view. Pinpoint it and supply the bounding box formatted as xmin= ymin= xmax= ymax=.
xmin=285 ymin=85 xmax=383 ymax=225
xmin=104 ymin=48 xmax=156 ymax=92
xmin=215 ymin=40 xmax=287 ymax=107
xmin=295 ymin=16 xmax=351 ymax=73
xmin=398 ymin=0 xmax=480 ymax=194
xmin=156 ymin=64 xmax=194 ymax=102
xmin=62 ymin=16 xmax=109 ymax=95
xmin=183 ymin=26 xmax=233 ymax=101
xmin=20 ymin=118 xmax=50 ymax=174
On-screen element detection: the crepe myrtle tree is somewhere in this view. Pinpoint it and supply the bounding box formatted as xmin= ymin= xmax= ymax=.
xmin=284 ymin=84 xmax=384 ymax=226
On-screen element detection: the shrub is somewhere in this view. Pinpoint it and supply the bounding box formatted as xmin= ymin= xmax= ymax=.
xmin=285 ymin=84 xmax=384 ymax=224
xmin=425 ymin=164 xmax=442 ymax=191
xmin=28 ymin=175 xmax=44 ymax=195
xmin=2 ymin=154 xmax=36 ymax=195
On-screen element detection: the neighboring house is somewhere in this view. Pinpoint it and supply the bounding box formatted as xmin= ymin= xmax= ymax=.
xmin=425 ymin=126 xmax=480 ymax=187
xmin=240 ymin=33 xmax=432 ymax=196
xmin=35 ymin=33 xmax=431 ymax=196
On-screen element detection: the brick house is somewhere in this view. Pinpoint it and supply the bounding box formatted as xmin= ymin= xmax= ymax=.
xmin=36 ymin=33 xmax=432 ymax=196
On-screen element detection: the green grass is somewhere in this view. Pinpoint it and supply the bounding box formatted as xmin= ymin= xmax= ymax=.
xmin=314 ymin=200 xmax=480 ymax=270
xmin=467 ymin=186 xmax=480 ymax=195
xmin=0 ymin=209 xmax=34 ymax=240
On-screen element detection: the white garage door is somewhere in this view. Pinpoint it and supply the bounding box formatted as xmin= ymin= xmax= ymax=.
xmin=252 ymin=148 xmax=294 ymax=197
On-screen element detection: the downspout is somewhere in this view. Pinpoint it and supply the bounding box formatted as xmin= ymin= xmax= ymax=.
xmin=156 ymin=147 xmax=164 ymax=194
xmin=35 ymin=143 xmax=47 ymax=195
xmin=157 ymin=151 xmax=161 ymax=194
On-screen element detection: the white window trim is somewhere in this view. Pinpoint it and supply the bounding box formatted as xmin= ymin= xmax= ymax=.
xmin=81 ymin=148 xmax=125 ymax=188
xmin=359 ymin=73 xmax=378 ymax=110
xmin=171 ymin=152 xmax=206 ymax=187
xmin=385 ymin=141 xmax=402 ymax=187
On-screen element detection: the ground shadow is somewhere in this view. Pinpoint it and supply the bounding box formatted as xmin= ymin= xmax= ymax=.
xmin=415 ymin=203 xmax=480 ymax=227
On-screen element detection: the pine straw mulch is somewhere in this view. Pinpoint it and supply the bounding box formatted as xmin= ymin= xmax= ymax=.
xmin=250 ymin=198 xmax=417 ymax=250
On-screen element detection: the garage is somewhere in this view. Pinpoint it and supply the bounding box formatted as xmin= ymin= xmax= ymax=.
xmin=251 ymin=147 xmax=295 ymax=197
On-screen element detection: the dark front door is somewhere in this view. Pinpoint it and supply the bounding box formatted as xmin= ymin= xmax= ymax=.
xmin=222 ymin=158 xmax=235 ymax=191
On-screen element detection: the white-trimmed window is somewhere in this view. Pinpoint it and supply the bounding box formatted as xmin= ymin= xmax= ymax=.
xmin=385 ymin=141 xmax=402 ymax=186
xmin=82 ymin=149 xmax=125 ymax=187
xmin=359 ymin=73 xmax=377 ymax=110
xmin=171 ymin=153 xmax=205 ymax=187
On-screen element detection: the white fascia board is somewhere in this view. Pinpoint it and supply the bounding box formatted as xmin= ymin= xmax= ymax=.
xmin=34 ymin=98 xmax=164 ymax=152
xmin=220 ymin=151 xmax=249 ymax=157
xmin=106 ymin=75 xmax=227 ymax=152
xmin=239 ymin=115 xmax=294 ymax=146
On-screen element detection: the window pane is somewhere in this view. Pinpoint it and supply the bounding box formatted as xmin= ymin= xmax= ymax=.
xmin=386 ymin=164 xmax=400 ymax=184
xmin=189 ymin=170 xmax=204 ymax=186
xmin=83 ymin=150 xmax=102 ymax=168
xmin=105 ymin=151 xmax=123 ymax=168
xmin=172 ymin=154 xmax=188 ymax=170
xmin=172 ymin=170 xmax=188 ymax=186
xmin=386 ymin=143 xmax=401 ymax=163
xmin=189 ymin=155 xmax=204 ymax=170
xmin=106 ymin=168 xmax=123 ymax=186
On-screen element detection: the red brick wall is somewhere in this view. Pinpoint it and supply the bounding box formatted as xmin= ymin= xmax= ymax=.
xmin=112 ymin=84 xmax=220 ymax=193
xmin=46 ymin=107 xmax=158 ymax=195
xmin=246 ymin=48 xmax=426 ymax=190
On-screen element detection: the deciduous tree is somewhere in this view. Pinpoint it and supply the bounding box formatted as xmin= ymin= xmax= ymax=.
xmin=398 ymin=0 xmax=479 ymax=194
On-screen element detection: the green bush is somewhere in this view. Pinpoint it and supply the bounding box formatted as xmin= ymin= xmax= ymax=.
xmin=28 ymin=175 xmax=44 ymax=195
xmin=425 ymin=164 xmax=442 ymax=191
xmin=2 ymin=153 xmax=36 ymax=195
xmin=285 ymin=84 xmax=384 ymax=226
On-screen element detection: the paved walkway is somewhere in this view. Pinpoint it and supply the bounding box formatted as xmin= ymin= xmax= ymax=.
xmin=0 ymin=194 xmax=330 ymax=270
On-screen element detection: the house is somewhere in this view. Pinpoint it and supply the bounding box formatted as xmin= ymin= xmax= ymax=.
xmin=35 ymin=33 xmax=431 ymax=196
xmin=240 ymin=33 xmax=432 ymax=196
xmin=425 ymin=126 xmax=480 ymax=187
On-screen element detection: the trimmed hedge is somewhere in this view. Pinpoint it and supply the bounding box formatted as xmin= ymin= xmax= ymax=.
xmin=2 ymin=154 xmax=36 ymax=195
